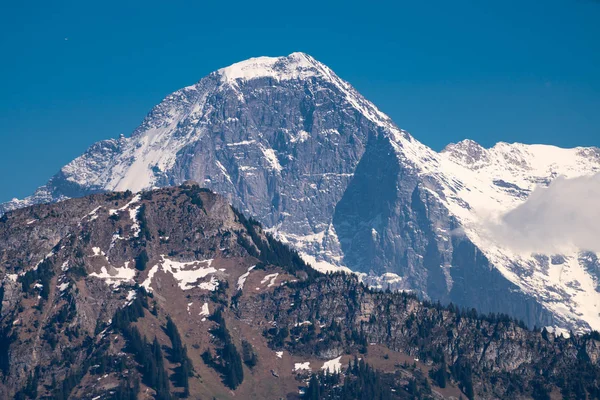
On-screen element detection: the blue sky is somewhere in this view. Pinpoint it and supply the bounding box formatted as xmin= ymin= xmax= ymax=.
xmin=1 ymin=0 xmax=599 ymax=203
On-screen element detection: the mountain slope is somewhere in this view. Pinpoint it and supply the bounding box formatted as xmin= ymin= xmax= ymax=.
xmin=2 ymin=53 xmax=600 ymax=331
xmin=2 ymin=185 xmax=600 ymax=399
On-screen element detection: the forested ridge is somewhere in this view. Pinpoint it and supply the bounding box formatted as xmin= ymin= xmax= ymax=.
xmin=1 ymin=186 xmax=599 ymax=399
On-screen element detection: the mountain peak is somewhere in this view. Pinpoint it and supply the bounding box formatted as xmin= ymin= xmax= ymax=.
xmin=442 ymin=138 xmax=485 ymax=152
xmin=441 ymin=138 xmax=489 ymax=166
xmin=217 ymin=52 xmax=326 ymax=83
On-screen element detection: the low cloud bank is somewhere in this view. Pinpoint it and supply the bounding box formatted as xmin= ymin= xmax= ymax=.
xmin=486 ymin=173 xmax=600 ymax=254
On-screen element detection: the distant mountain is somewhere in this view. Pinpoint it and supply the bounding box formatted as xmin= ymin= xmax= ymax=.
xmin=1 ymin=185 xmax=600 ymax=399
xmin=2 ymin=52 xmax=600 ymax=331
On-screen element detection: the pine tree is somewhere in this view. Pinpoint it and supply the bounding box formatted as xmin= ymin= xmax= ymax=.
xmin=179 ymin=346 xmax=192 ymax=397
xmin=205 ymin=307 xmax=244 ymax=389
xmin=306 ymin=374 xmax=320 ymax=400
xmin=242 ymin=340 xmax=258 ymax=368
xmin=151 ymin=337 xmax=171 ymax=400
xmin=135 ymin=249 xmax=149 ymax=271
xmin=430 ymin=357 xmax=447 ymax=388
xmin=222 ymin=342 xmax=244 ymax=389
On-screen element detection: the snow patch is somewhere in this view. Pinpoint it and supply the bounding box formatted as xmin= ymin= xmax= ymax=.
xmin=300 ymin=252 xmax=353 ymax=274
xmin=200 ymin=302 xmax=210 ymax=317
xmin=86 ymin=206 xmax=102 ymax=221
xmin=198 ymin=275 xmax=219 ymax=291
xmin=216 ymin=160 xmax=233 ymax=184
xmin=126 ymin=290 xmax=137 ymax=302
xmin=129 ymin=205 xmax=141 ymax=237
xmin=546 ymin=326 xmax=571 ymax=339
xmin=290 ymin=130 xmax=310 ymax=143
xmin=142 ymin=265 xmax=159 ymax=291
xmin=141 ymin=255 xmax=217 ymax=292
xmin=260 ymin=146 xmax=282 ymax=172
xmin=109 ymin=194 xmax=141 ymax=216
xmin=226 ymin=140 xmax=256 ymax=147
xmin=293 ymin=362 xmax=311 ymax=372
xmin=260 ymin=273 xmax=279 ymax=287
xmin=237 ymin=265 xmax=255 ymax=290
xmin=89 ymin=265 xmax=136 ymax=287
xmin=321 ymin=356 xmax=342 ymax=373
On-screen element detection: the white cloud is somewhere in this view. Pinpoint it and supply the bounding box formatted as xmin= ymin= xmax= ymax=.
xmin=486 ymin=173 xmax=600 ymax=254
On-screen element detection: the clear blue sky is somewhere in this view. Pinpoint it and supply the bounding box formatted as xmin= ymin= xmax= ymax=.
xmin=1 ymin=0 xmax=599 ymax=203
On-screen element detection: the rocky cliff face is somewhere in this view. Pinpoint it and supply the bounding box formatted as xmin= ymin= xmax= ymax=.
xmin=1 ymin=186 xmax=600 ymax=399
xmin=2 ymin=53 xmax=600 ymax=332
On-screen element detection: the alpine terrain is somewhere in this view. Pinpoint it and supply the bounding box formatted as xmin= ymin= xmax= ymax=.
xmin=2 ymin=52 xmax=600 ymax=332
xmin=1 ymin=184 xmax=600 ymax=399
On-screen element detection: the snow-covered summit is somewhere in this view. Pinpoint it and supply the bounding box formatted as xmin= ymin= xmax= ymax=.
xmin=217 ymin=52 xmax=325 ymax=83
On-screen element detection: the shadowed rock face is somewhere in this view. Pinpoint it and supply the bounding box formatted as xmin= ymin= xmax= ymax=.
xmin=3 ymin=53 xmax=600 ymax=331
xmin=333 ymin=132 xmax=402 ymax=276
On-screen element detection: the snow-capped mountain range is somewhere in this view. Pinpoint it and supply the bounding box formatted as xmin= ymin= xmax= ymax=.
xmin=3 ymin=52 xmax=600 ymax=331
